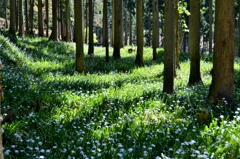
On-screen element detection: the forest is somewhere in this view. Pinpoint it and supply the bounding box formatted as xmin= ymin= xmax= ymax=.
xmin=0 ymin=0 xmax=240 ymax=158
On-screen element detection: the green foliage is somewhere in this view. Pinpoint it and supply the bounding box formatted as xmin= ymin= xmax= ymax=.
xmin=84 ymin=27 xmax=98 ymax=43
xmin=0 ymin=35 xmax=240 ymax=158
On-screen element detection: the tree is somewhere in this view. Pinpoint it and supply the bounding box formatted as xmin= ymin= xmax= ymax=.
xmin=188 ymin=0 xmax=202 ymax=85
xmin=103 ymin=0 xmax=109 ymax=62
xmin=163 ymin=0 xmax=175 ymax=94
xmin=124 ymin=0 xmax=128 ymax=46
xmin=65 ymin=0 xmax=71 ymax=42
xmin=9 ymin=0 xmax=16 ymax=36
xmin=88 ymin=0 xmax=94 ymax=55
xmin=18 ymin=0 xmax=24 ymax=37
xmin=25 ymin=0 xmax=29 ymax=32
xmin=75 ymin=0 xmax=86 ymax=73
xmin=49 ymin=0 xmax=59 ymax=41
xmin=135 ymin=0 xmax=143 ymax=65
xmin=152 ymin=0 xmax=158 ymax=60
xmin=29 ymin=0 xmax=34 ymax=34
xmin=208 ymin=0 xmax=234 ymax=105
xmin=209 ymin=0 xmax=213 ymax=54
xmin=45 ymin=0 xmax=49 ymax=37
xmin=38 ymin=0 xmax=44 ymax=36
xmin=113 ymin=0 xmax=121 ymax=58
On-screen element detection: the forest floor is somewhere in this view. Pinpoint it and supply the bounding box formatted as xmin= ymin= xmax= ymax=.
xmin=0 ymin=30 xmax=240 ymax=158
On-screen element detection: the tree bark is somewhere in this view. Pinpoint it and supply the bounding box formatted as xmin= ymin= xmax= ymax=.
xmin=129 ymin=7 xmax=132 ymax=46
xmin=124 ymin=0 xmax=128 ymax=46
xmin=208 ymin=0 xmax=234 ymax=105
xmin=15 ymin=0 xmax=19 ymax=31
xmin=163 ymin=0 xmax=175 ymax=94
xmin=65 ymin=0 xmax=71 ymax=42
xmin=49 ymin=0 xmax=59 ymax=41
xmin=9 ymin=0 xmax=16 ymax=36
xmin=103 ymin=0 xmax=109 ymax=62
xmin=38 ymin=0 xmax=44 ymax=36
xmin=88 ymin=0 xmax=94 ymax=55
xmin=113 ymin=0 xmax=121 ymax=58
xmin=29 ymin=0 xmax=34 ymax=34
xmin=188 ymin=0 xmax=202 ymax=85
xmin=152 ymin=0 xmax=157 ymax=60
xmin=135 ymin=0 xmax=143 ymax=65
xmin=45 ymin=0 xmax=49 ymax=36
xmin=18 ymin=0 xmax=24 ymax=37
xmin=209 ymin=0 xmax=213 ymax=54
xmin=75 ymin=0 xmax=86 ymax=73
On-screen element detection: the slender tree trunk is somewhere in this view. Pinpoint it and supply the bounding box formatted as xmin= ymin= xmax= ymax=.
xmin=15 ymin=0 xmax=19 ymax=31
xmin=208 ymin=0 xmax=234 ymax=105
xmin=49 ymin=0 xmax=58 ymax=41
xmin=156 ymin=0 xmax=159 ymax=48
xmin=103 ymin=0 xmax=109 ymax=62
xmin=129 ymin=9 xmax=132 ymax=46
xmin=4 ymin=0 xmax=8 ymax=29
xmin=38 ymin=0 xmax=44 ymax=36
xmin=238 ymin=0 xmax=240 ymax=57
xmin=209 ymin=0 xmax=213 ymax=54
xmin=59 ymin=0 xmax=64 ymax=39
xmin=85 ymin=0 xmax=88 ymax=43
xmin=119 ymin=0 xmax=123 ymax=47
xmin=135 ymin=0 xmax=143 ymax=65
xmin=88 ymin=0 xmax=94 ymax=55
xmin=65 ymin=0 xmax=71 ymax=41
xmin=19 ymin=0 xmax=24 ymax=37
xmin=9 ymin=0 xmax=16 ymax=36
xmin=45 ymin=0 xmax=49 ymax=36
xmin=152 ymin=0 xmax=157 ymax=60
xmin=111 ymin=0 xmax=115 ymax=47
xmin=113 ymin=0 xmax=121 ymax=58
xmin=29 ymin=0 xmax=34 ymax=34
xmin=25 ymin=0 xmax=29 ymax=32
xmin=175 ymin=0 xmax=180 ymax=71
xmin=75 ymin=0 xmax=85 ymax=74
xmin=188 ymin=0 xmax=202 ymax=85
xmin=124 ymin=0 xmax=128 ymax=46
xmin=163 ymin=0 xmax=175 ymax=94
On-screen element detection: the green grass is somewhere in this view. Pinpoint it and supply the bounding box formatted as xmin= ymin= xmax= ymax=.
xmin=0 ymin=33 xmax=240 ymax=158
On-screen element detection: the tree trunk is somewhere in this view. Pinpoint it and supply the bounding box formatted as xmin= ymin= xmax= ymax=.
xmin=38 ymin=0 xmax=44 ymax=36
xmin=9 ymin=0 xmax=16 ymax=36
xmin=111 ymin=0 xmax=114 ymax=47
xmin=209 ymin=0 xmax=213 ymax=54
xmin=152 ymin=0 xmax=157 ymax=60
xmin=88 ymin=0 xmax=94 ymax=55
xmin=45 ymin=0 xmax=49 ymax=36
xmin=65 ymin=0 xmax=71 ymax=42
xmin=103 ymin=0 xmax=109 ymax=62
xmin=188 ymin=0 xmax=202 ymax=85
xmin=19 ymin=0 xmax=24 ymax=37
xmin=208 ymin=0 xmax=234 ymax=105
xmin=4 ymin=0 xmax=8 ymax=29
xmin=175 ymin=0 xmax=180 ymax=72
xmin=135 ymin=0 xmax=143 ymax=65
xmin=15 ymin=0 xmax=19 ymax=31
xmin=124 ymin=0 xmax=128 ymax=46
xmin=59 ymin=0 xmax=64 ymax=39
xmin=75 ymin=0 xmax=86 ymax=73
xmin=119 ymin=0 xmax=123 ymax=47
xmin=85 ymin=0 xmax=88 ymax=43
xmin=25 ymin=0 xmax=29 ymax=32
xmin=113 ymin=0 xmax=121 ymax=58
xmin=163 ymin=0 xmax=175 ymax=94
xmin=238 ymin=0 xmax=240 ymax=57
xmin=29 ymin=0 xmax=34 ymax=34
xmin=49 ymin=0 xmax=59 ymax=41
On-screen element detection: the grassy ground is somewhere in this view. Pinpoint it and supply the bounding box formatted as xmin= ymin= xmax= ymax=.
xmin=0 ymin=32 xmax=240 ymax=158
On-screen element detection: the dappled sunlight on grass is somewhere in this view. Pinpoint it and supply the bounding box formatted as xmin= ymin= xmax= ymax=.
xmin=0 ymin=34 xmax=240 ymax=158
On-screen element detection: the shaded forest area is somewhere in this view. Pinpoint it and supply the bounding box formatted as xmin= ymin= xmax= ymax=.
xmin=0 ymin=0 xmax=240 ymax=158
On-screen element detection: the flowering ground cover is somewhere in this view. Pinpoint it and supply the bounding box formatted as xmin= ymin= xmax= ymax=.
xmin=0 ymin=34 xmax=240 ymax=158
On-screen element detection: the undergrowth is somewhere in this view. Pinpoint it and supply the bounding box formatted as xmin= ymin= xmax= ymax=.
xmin=0 ymin=33 xmax=240 ymax=159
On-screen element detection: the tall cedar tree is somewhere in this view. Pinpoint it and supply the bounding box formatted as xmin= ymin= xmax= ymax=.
xmin=88 ymin=0 xmax=94 ymax=55
xmin=45 ymin=0 xmax=49 ymax=37
xmin=208 ymin=0 xmax=234 ymax=105
xmin=209 ymin=0 xmax=213 ymax=54
xmin=135 ymin=0 xmax=143 ymax=65
xmin=65 ymin=0 xmax=71 ymax=42
xmin=29 ymin=0 xmax=34 ymax=34
xmin=188 ymin=0 xmax=202 ymax=85
xmin=152 ymin=0 xmax=157 ymax=60
xmin=18 ymin=0 xmax=24 ymax=37
xmin=25 ymin=0 xmax=29 ymax=32
xmin=4 ymin=0 xmax=8 ymax=28
xmin=163 ymin=0 xmax=175 ymax=94
xmin=238 ymin=0 xmax=240 ymax=57
xmin=38 ymin=0 xmax=44 ymax=36
xmin=103 ymin=0 xmax=109 ymax=62
xmin=9 ymin=0 xmax=16 ymax=36
xmin=49 ymin=0 xmax=59 ymax=41
xmin=75 ymin=0 xmax=86 ymax=73
xmin=113 ymin=0 xmax=121 ymax=58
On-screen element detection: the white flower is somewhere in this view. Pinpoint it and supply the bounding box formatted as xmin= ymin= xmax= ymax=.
xmin=4 ymin=150 xmax=11 ymax=156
